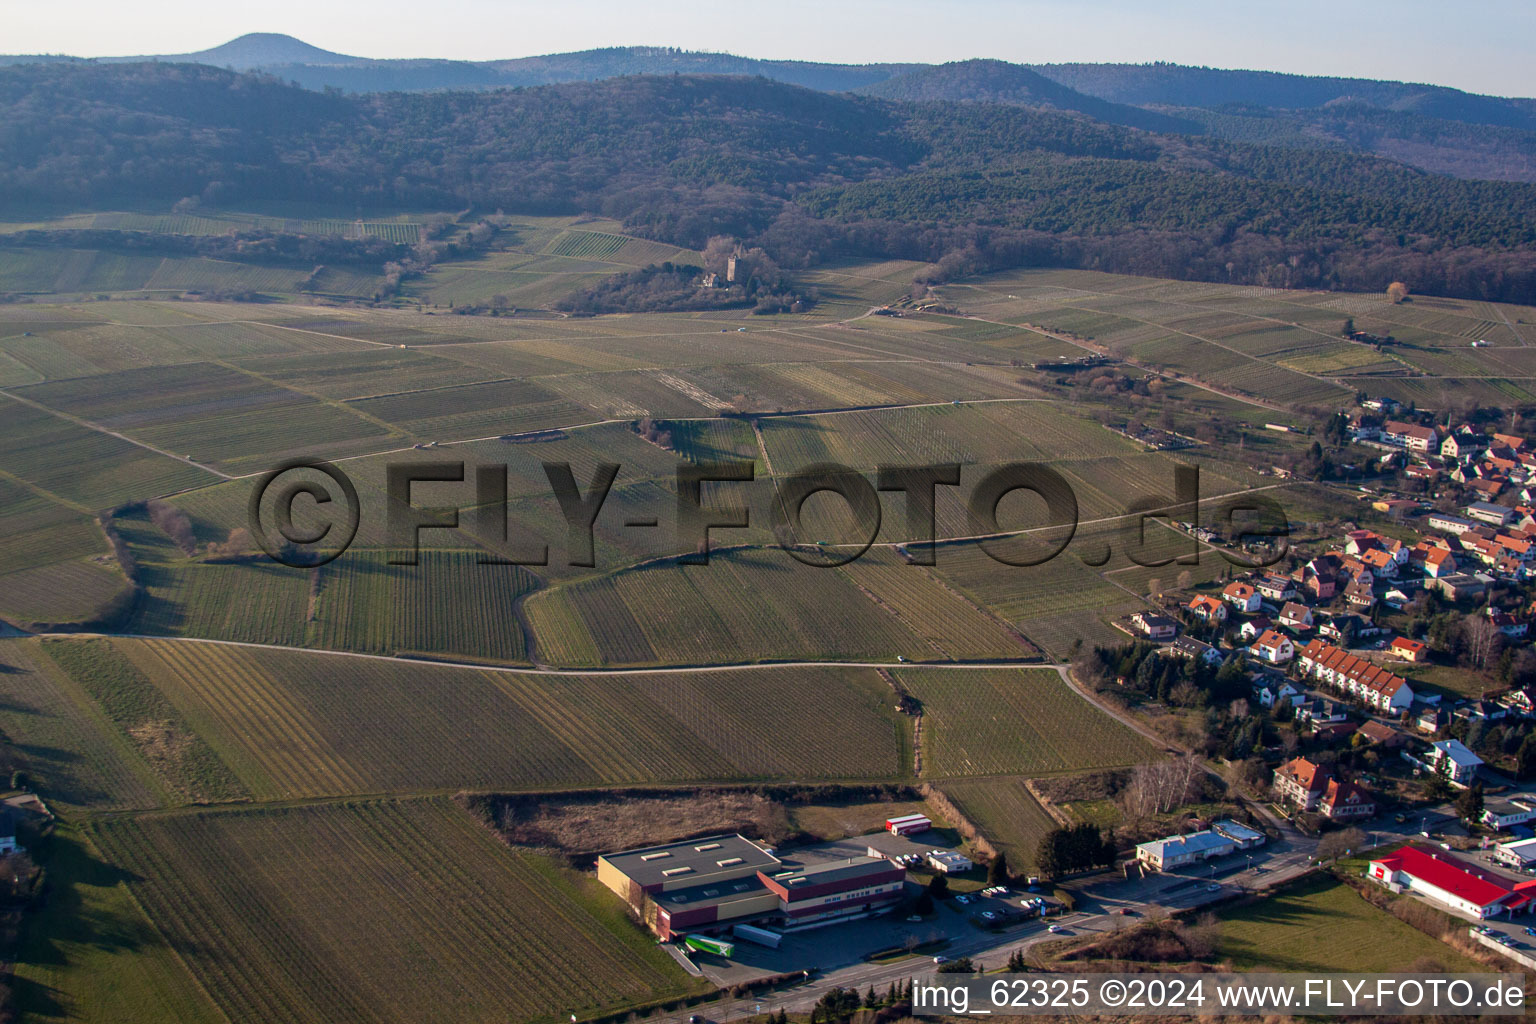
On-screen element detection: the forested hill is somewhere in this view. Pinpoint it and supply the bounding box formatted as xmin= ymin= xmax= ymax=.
xmin=859 ymin=60 xmax=1198 ymax=134
xmin=6 ymin=37 xmax=1535 ymax=184
xmin=1 ymin=61 xmax=1534 ymax=302
xmin=1032 ymin=63 xmax=1536 ymax=133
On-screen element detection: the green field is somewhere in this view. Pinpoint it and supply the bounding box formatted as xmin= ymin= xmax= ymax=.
xmin=1218 ymin=875 xmax=1481 ymax=972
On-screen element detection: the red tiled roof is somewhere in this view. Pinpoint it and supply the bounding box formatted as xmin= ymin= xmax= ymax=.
xmin=1389 ymin=637 xmax=1426 ymax=655
xmin=1322 ymin=779 xmax=1372 ymax=810
xmin=1276 ymin=756 xmax=1329 ymax=793
xmin=1300 ymin=640 xmax=1410 ymax=698
xmin=1254 ymin=629 xmax=1289 ymax=650
xmin=1373 ymin=845 xmax=1516 ymax=910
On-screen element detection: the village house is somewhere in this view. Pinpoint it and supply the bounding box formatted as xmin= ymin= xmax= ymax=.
xmin=1441 ymin=434 xmax=1480 ymax=460
xmin=1298 ymin=698 xmax=1348 ymax=726
xmin=1387 ymin=637 xmax=1428 ymax=662
xmin=1293 ymin=555 xmax=1341 ymax=600
xmin=1277 ymin=602 xmax=1314 ymax=631
xmin=1344 ymin=576 xmax=1377 ymax=610
xmin=1358 ymin=547 xmax=1400 ymax=578
xmin=1273 ymin=756 xmax=1330 ymax=810
xmin=1319 ymin=613 xmax=1381 ymax=645
xmin=1169 ymin=635 xmax=1224 ymax=666
xmin=1427 ymin=739 xmax=1483 ymax=784
xmin=1500 ymin=686 xmax=1536 ymax=717
xmin=1255 ymin=575 xmax=1297 ymax=603
xmin=1318 ymin=779 xmax=1376 ymax=821
xmin=1130 ymin=610 xmax=1179 ymax=640
xmin=1186 ymin=595 xmax=1228 ymax=624
xmin=1383 ymin=420 xmax=1439 ymax=453
xmin=1249 ymin=629 xmax=1295 ymax=665
xmin=1222 ymin=581 xmax=1262 ymax=614
xmin=1251 ymin=677 xmax=1303 ymax=710
xmin=1238 ymin=616 xmax=1273 ymax=641
xmin=1419 ymin=546 xmax=1459 ymax=578
xmin=1356 ymin=720 xmax=1405 ymax=748
xmin=1488 ymin=608 xmax=1529 ymax=640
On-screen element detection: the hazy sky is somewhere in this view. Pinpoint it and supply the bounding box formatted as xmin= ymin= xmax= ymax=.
xmin=8 ymin=0 xmax=1534 ymax=97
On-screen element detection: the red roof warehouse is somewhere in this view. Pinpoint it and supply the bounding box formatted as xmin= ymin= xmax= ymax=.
xmin=1369 ymin=844 xmax=1536 ymax=919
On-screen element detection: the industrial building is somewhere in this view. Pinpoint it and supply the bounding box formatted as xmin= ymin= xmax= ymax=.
xmin=1495 ymin=837 xmax=1536 ymax=869
xmin=1135 ymin=820 xmax=1265 ymax=872
xmin=926 ymin=849 xmax=973 ymax=873
xmin=597 ymin=834 xmax=906 ymax=941
xmin=1369 ymin=844 xmax=1536 ymax=919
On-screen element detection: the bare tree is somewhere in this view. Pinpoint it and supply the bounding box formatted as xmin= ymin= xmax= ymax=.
xmin=1464 ymin=615 xmax=1503 ymax=670
xmin=1316 ymin=827 xmax=1368 ymax=862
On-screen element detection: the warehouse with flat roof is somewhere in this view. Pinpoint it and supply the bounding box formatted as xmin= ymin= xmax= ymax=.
xmin=598 ymin=834 xmax=908 ymax=941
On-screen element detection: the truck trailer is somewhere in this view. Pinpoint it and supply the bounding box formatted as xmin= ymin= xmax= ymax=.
xmin=731 ymin=923 xmax=783 ymax=949
xmin=682 ymin=934 xmax=735 ymax=958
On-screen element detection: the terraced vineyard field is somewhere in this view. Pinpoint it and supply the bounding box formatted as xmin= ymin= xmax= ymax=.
xmin=347 ymin=377 xmax=590 ymax=439
xmin=937 ymin=776 xmax=1061 ymax=872
xmin=928 ymin=541 xmax=1146 ymax=656
xmin=0 ymin=478 xmax=104 ymax=575
xmin=543 ymin=229 xmax=629 ymax=260
xmin=896 ymin=667 xmax=1156 ymax=777
xmin=759 ymin=402 xmax=1135 ymax=472
xmin=838 ymin=550 xmax=1036 ymax=661
xmin=0 ymin=560 xmax=128 ymax=626
xmin=65 ymin=639 xmax=906 ymax=798
xmin=310 ymin=551 xmax=538 ymax=661
xmin=525 ymin=548 xmax=936 ymax=666
xmin=39 ymin=638 xmax=249 ymax=803
xmin=0 ymin=640 xmax=165 ymax=812
xmin=87 ymin=798 xmax=702 ymax=1024
xmin=0 ymin=394 xmax=216 ymax=507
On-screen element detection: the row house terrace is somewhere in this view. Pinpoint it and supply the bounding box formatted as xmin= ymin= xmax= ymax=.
xmin=1298 ymin=639 xmax=1415 ymax=714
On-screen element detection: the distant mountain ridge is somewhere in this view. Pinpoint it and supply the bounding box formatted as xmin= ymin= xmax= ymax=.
xmin=3 ymin=34 xmax=1534 ymax=182
xmin=1036 ymin=62 xmax=1536 ymax=134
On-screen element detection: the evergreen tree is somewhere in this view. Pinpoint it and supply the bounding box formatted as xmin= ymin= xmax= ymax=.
xmin=1458 ymin=780 xmax=1485 ymax=824
xmin=1519 ymin=733 xmax=1536 ymax=779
